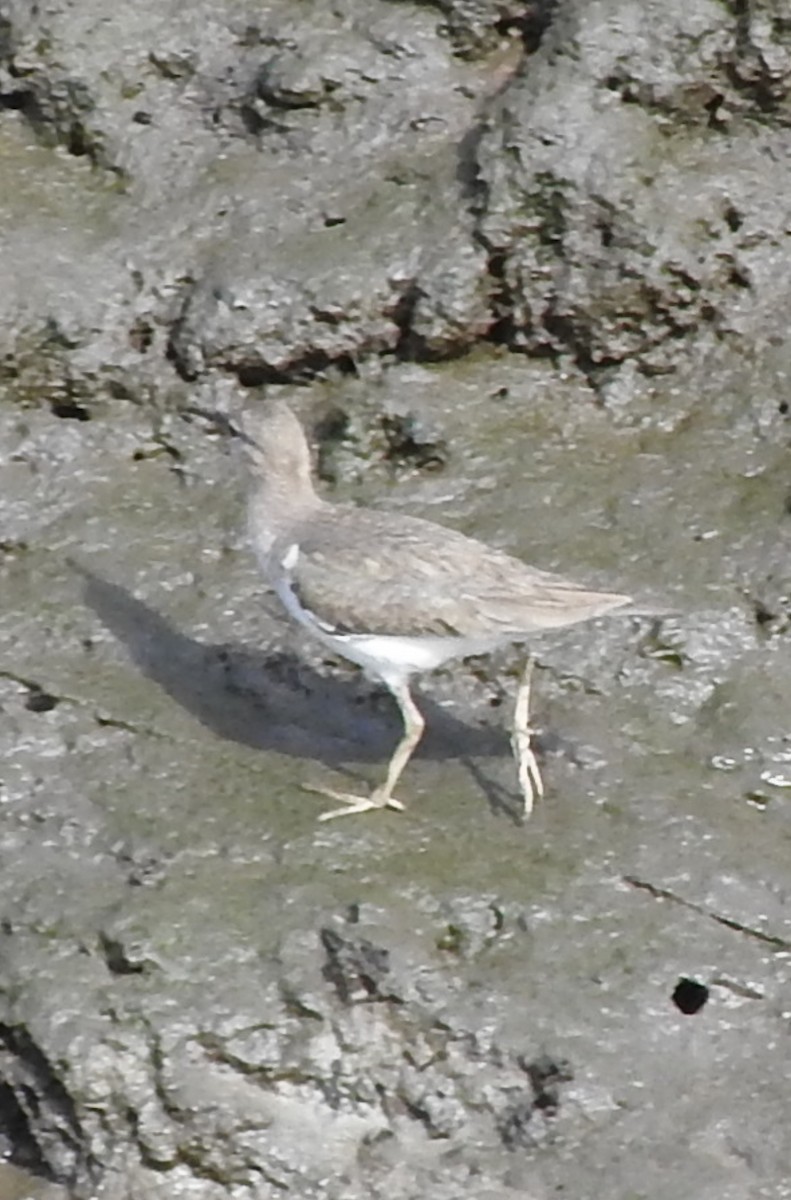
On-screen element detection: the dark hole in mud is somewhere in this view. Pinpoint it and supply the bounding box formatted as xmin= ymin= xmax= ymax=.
xmin=129 ymin=318 xmax=154 ymax=352
xmin=724 ymin=204 xmax=743 ymax=232
xmin=65 ymin=123 xmax=90 ymax=157
xmin=236 ymin=351 xmax=357 ymax=388
xmin=99 ymin=932 xmax=148 ymax=976
xmin=753 ymin=598 xmax=777 ymax=627
xmin=521 ymin=1053 xmax=574 ymax=1114
xmin=380 ymin=414 xmax=448 ymax=471
xmin=672 ymin=977 xmax=709 ymax=1015
xmin=0 ymin=88 xmax=31 ymax=111
xmin=50 ymin=400 xmax=91 ymax=421
xmin=704 ymin=93 xmax=726 ymax=128
xmin=495 ymin=0 xmax=557 ymax=53
xmin=236 ymin=364 xmax=283 ymax=387
xmin=24 ymin=690 xmax=59 ymax=714
xmin=728 ymin=266 xmax=751 ymax=288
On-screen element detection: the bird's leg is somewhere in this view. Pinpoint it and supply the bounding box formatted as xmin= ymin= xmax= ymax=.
xmin=372 ymin=681 xmax=426 ymax=804
xmin=511 ymin=655 xmax=544 ymax=818
xmin=305 ymin=679 xmax=426 ymax=821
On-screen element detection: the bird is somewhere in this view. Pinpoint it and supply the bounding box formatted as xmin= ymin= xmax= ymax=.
xmin=237 ymin=400 xmax=634 ymax=821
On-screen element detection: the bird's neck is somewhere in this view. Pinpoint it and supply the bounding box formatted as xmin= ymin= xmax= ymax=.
xmin=247 ymin=473 xmax=322 ymax=563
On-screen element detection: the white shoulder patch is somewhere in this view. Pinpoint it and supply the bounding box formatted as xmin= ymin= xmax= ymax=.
xmin=281 ymin=542 xmax=300 ymax=572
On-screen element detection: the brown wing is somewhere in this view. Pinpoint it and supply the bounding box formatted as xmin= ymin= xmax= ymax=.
xmin=282 ymin=504 xmax=631 ymax=638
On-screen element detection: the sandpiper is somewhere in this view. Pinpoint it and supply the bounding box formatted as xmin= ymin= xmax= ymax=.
xmin=239 ymin=400 xmax=633 ymax=821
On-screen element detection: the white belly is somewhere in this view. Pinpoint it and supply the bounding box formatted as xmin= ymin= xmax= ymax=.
xmin=273 ymin=575 xmax=489 ymax=682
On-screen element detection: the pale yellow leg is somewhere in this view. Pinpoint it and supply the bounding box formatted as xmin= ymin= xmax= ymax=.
xmin=511 ymin=656 xmax=544 ymax=817
xmin=305 ymin=680 xmax=426 ymax=821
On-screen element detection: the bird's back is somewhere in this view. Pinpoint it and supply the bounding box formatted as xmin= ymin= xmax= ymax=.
xmin=272 ymin=502 xmax=632 ymax=641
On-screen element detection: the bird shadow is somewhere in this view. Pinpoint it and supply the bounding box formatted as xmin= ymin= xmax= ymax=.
xmin=73 ymin=564 xmax=530 ymax=817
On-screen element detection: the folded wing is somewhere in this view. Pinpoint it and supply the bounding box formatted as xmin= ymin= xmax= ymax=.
xmin=282 ymin=506 xmax=632 ymax=639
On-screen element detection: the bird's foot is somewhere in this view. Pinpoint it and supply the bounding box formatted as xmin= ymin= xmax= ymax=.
xmin=302 ymin=782 xmax=406 ymax=822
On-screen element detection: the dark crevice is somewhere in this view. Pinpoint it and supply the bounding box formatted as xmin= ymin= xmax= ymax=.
xmin=497 ymin=1053 xmax=573 ymax=1149
xmin=522 ymin=1053 xmax=574 ymax=1114
xmin=477 ymin=247 xmax=518 ymax=348
xmin=704 ymin=92 xmax=727 ymax=129
xmin=389 ymin=282 xmax=423 ymax=360
xmin=235 ymin=362 xmax=305 ymax=387
xmin=0 ymin=1080 xmax=54 ymax=1179
xmin=0 ymin=86 xmax=34 ymax=112
xmin=624 ymin=874 xmax=791 ymax=952
xmin=456 ymin=119 xmax=490 ymax=210
xmin=0 ymin=1024 xmax=95 ymax=1188
xmin=725 ymin=63 xmax=781 ymax=115
xmin=0 ymin=539 xmax=28 ymax=555
xmin=0 ymin=80 xmax=106 ymax=163
xmin=320 ymin=927 xmax=393 ymax=1005
xmin=237 ymin=101 xmax=295 ymax=141
xmin=380 ymin=413 xmax=448 ymax=471
xmin=494 ymin=1 xmax=558 ymax=55
xmin=724 ymin=204 xmax=744 ymax=232
xmin=169 ymin=320 xmax=361 ymax=383
xmin=50 ymin=399 xmax=91 ymax=421
xmin=98 ymin=932 xmax=149 ymax=976
xmin=235 ymin=350 xmax=357 ymax=388
xmin=725 ymin=5 xmax=786 ymax=116
xmin=541 ymin=309 xmax=623 ymax=383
